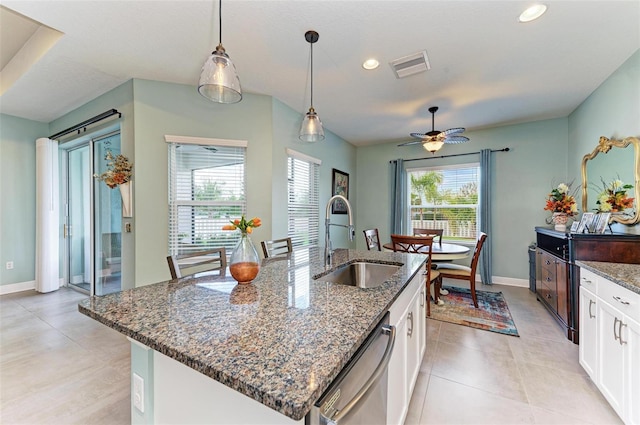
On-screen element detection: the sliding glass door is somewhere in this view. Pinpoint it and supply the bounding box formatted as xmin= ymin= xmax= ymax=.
xmin=64 ymin=131 xmax=122 ymax=295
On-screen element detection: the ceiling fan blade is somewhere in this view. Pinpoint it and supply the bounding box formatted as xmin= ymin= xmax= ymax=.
xmin=443 ymin=135 xmax=470 ymax=144
xmin=409 ymin=132 xmax=428 ymax=139
xmin=398 ymin=140 xmax=424 ymax=147
xmin=441 ymin=127 xmax=465 ymax=136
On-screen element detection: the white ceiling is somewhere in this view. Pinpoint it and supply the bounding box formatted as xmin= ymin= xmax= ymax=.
xmin=1 ymin=1 xmax=638 ymax=146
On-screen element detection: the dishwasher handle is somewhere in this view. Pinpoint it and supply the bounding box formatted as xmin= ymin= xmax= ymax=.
xmin=324 ymin=324 xmax=396 ymax=424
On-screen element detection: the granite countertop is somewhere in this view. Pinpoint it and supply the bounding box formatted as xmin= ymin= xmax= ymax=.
xmin=577 ymin=261 xmax=640 ymax=295
xmin=78 ymin=248 xmax=426 ymax=421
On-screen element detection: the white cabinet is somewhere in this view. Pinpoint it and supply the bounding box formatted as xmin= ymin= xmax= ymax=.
xmin=579 ymin=266 xmax=640 ymax=425
xmin=387 ymin=271 xmax=426 ymax=425
xmin=579 ymin=270 xmax=598 ymax=379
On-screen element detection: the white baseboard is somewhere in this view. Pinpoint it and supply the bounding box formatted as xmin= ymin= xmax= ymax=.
xmin=490 ymin=276 xmax=529 ymax=288
xmin=0 ymin=280 xmax=36 ymax=295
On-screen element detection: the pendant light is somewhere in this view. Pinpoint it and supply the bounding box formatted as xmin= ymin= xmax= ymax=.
xmin=198 ymin=0 xmax=242 ymax=103
xmin=299 ymin=30 xmax=325 ymax=142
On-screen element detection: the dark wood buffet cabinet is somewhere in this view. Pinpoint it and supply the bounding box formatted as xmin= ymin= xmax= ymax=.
xmin=534 ymin=227 xmax=640 ymax=344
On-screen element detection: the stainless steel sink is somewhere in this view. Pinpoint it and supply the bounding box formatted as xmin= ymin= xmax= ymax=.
xmin=314 ymin=262 xmax=401 ymax=288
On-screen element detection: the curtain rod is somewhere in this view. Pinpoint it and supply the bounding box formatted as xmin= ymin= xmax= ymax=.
xmin=49 ymin=109 xmax=121 ymax=140
xmin=389 ymin=147 xmax=510 ymax=163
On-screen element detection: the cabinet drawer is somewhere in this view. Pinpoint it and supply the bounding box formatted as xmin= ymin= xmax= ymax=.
xmin=538 ymin=284 xmax=557 ymax=310
xmin=598 ymin=277 xmax=640 ymax=323
xmin=540 ymin=266 xmax=556 ymax=288
xmin=580 ymin=268 xmax=599 ymax=293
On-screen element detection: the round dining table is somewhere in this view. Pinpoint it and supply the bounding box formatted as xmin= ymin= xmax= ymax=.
xmin=382 ymin=241 xmax=470 ymax=261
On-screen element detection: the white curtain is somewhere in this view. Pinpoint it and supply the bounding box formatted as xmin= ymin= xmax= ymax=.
xmin=35 ymin=138 xmax=60 ymax=293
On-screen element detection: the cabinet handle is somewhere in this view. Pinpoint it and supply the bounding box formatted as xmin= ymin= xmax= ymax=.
xmin=545 ymin=260 xmax=551 ymax=265
xmin=618 ymin=320 xmax=627 ymax=345
xmin=612 ymin=296 xmax=630 ymax=306
xmin=546 ymin=277 xmax=552 ymax=282
xmin=420 ymin=290 xmax=425 ymax=307
xmin=613 ymin=317 xmax=620 ymax=342
xmin=581 ymin=277 xmax=592 ymax=285
xmin=546 ymin=294 xmax=552 ymax=299
xmin=407 ymin=311 xmax=414 ymax=337
xmin=588 ymin=299 xmax=595 ymax=319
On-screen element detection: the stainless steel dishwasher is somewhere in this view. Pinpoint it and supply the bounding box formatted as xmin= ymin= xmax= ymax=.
xmin=307 ymin=312 xmax=396 ymax=425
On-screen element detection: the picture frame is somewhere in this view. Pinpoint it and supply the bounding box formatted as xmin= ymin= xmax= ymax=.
xmin=577 ymin=212 xmax=595 ymax=234
xmin=593 ymin=213 xmax=611 ymax=234
xmin=570 ymin=221 xmax=579 ymax=233
xmin=331 ymin=169 xmax=349 ymax=214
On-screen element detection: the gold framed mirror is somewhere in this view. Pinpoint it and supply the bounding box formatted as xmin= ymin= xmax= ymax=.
xmin=581 ymin=136 xmax=640 ymax=225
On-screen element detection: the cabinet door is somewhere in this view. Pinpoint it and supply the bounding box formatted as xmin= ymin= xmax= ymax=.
xmin=406 ymin=289 xmax=421 ymax=397
xmin=555 ymin=260 xmax=568 ymax=323
xmin=418 ymin=286 xmax=427 ymax=359
xmin=597 ymin=299 xmax=625 ymax=418
xmin=625 ymin=317 xmax=640 ymax=425
xmin=387 ymin=310 xmax=407 ymax=425
xmin=579 ymin=285 xmax=598 ymax=379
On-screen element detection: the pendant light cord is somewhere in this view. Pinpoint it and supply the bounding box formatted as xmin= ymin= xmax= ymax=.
xmin=310 ymin=41 xmax=314 ymax=109
xmin=218 ymin=0 xmax=223 ymax=45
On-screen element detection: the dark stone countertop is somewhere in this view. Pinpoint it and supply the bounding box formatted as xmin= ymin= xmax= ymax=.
xmin=78 ymin=247 xmax=426 ymax=421
xmin=577 ymin=261 xmax=640 ymax=295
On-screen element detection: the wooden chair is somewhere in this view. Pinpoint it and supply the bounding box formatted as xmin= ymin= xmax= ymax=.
xmin=413 ymin=228 xmax=443 ymax=246
xmin=260 ymin=237 xmax=293 ymax=258
xmin=166 ymin=248 xmax=227 ymax=279
xmin=390 ymin=234 xmax=442 ymax=316
xmin=436 ymin=232 xmax=488 ymax=308
xmin=363 ymin=228 xmax=381 ymax=251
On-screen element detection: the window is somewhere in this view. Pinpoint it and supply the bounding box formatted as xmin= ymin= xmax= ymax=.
xmin=408 ymin=163 xmax=479 ymax=240
xmin=167 ymin=136 xmax=247 ymax=256
xmin=287 ymin=149 xmax=321 ymax=248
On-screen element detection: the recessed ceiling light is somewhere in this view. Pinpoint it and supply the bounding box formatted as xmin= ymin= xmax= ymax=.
xmin=519 ymin=4 xmax=547 ymax=23
xmin=362 ymin=59 xmax=380 ymax=70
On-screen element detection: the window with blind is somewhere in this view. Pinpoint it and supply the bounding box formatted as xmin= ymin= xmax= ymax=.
xmin=408 ymin=163 xmax=479 ymax=240
xmin=168 ymin=139 xmax=247 ymax=256
xmin=287 ymin=150 xmax=320 ymax=248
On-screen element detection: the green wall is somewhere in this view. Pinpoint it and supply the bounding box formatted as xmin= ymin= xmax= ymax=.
xmin=568 ymin=49 xmax=640 ymax=235
xmin=0 ymin=114 xmax=48 ymax=286
xmin=355 ymin=118 xmax=569 ymax=281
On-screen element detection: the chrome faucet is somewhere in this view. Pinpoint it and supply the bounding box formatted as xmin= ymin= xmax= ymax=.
xmin=325 ymin=194 xmax=355 ymax=267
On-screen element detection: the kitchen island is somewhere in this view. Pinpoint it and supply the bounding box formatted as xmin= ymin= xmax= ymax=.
xmin=79 ymin=247 xmax=427 ymax=424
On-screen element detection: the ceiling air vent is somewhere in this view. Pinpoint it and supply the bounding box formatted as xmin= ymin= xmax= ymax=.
xmin=389 ymin=50 xmax=431 ymax=79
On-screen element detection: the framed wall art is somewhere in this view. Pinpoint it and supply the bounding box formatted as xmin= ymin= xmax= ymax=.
xmin=331 ymin=169 xmax=349 ymax=214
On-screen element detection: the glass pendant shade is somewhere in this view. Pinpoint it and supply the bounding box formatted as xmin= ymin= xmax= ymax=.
xmin=198 ymin=45 xmax=242 ymax=104
xmin=423 ymin=140 xmax=444 ymax=153
xmin=299 ymin=107 xmax=325 ymax=142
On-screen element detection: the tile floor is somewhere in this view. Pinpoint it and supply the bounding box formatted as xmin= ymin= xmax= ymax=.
xmin=0 ymin=282 xmax=622 ymax=424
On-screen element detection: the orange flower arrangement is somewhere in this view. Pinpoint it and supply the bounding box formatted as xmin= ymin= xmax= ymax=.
xmin=95 ymin=150 xmax=132 ymax=189
xmin=544 ymin=182 xmax=578 ymax=216
xmin=222 ymin=215 xmax=261 ymax=234
xmin=596 ymin=178 xmax=634 ymax=212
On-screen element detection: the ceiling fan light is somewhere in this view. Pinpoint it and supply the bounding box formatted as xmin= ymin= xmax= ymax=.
xmin=299 ymin=107 xmax=325 ymax=142
xmin=198 ymin=45 xmax=242 ymax=104
xmin=423 ymin=140 xmax=444 ymax=153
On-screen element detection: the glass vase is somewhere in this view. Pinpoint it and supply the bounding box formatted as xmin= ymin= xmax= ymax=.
xmin=229 ymin=233 xmax=260 ymax=284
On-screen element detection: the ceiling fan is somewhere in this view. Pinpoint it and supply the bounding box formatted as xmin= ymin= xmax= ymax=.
xmin=398 ymin=106 xmax=469 ymax=153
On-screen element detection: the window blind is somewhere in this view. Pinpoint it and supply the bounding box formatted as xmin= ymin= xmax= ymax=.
xmin=168 ymin=143 xmax=246 ymax=256
xmin=287 ymin=153 xmax=320 ymax=248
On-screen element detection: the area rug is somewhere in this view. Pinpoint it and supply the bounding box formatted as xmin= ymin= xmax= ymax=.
xmin=430 ymin=286 xmax=519 ymax=336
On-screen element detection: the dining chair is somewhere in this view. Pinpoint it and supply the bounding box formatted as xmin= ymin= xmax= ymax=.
xmin=390 ymin=234 xmax=442 ymax=316
xmin=413 ymin=228 xmax=443 ymax=246
xmin=363 ymin=228 xmax=381 ymax=251
xmin=260 ymin=237 xmax=293 ymax=258
xmin=166 ymin=248 xmax=227 ymax=279
xmin=435 ymin=232 xmax=488 ymax=308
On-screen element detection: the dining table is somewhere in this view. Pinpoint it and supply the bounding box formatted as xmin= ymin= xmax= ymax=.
xmin=382 ymin=241 xmax=470 ymax=261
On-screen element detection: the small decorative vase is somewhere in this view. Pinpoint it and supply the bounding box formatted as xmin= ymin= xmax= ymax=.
xmin=119 ymin=181 xmax=133 ymax=218
xmin=552 ymin=212 xmax=569 ymax=231
xmin=229 ymin=233 xmax=260 ymax=284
